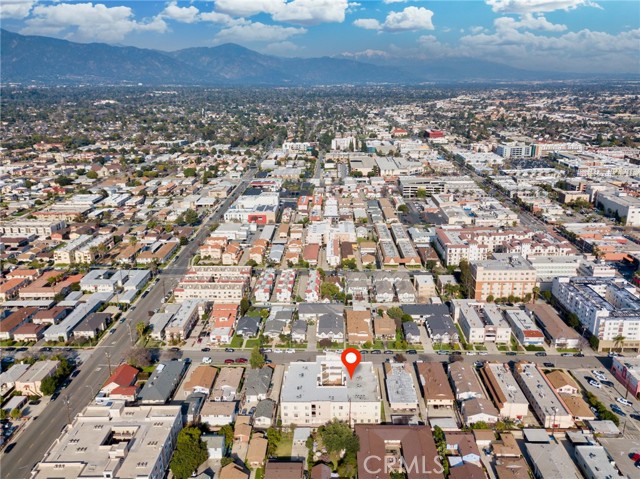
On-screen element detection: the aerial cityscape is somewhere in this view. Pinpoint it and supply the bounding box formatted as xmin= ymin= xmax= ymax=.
xmin=1 ymin=1 xmax=640 ymax=479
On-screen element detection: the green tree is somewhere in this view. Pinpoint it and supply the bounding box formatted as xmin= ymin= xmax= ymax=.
xmin=179 ymin=236 xmax=188 ymax=246
xmin=55 ymin=176 xmax=73 ymax=187
xmin=183 ymin=209 xmax=199 ymax=226
xmin=318 ymin=420 xmax=359 ymax=470
xmin=614 ymin=335 xmax=625 ymax=352
xmin=415 ymin=188 xmax=427 ymax=199
xmin=240 ymin=298 xmax=251 ymax=316
xmin=86 ymin=170 xmax=98 ymax=180
xmin=266 ymin=427 xmax=282 ymax=456
xmin=397 ymin=204 xmax=409 ymax=214
xmin=320 ymin=282 xmax=340 ymax=300
xmin=250 ymin=346 xmax=266 ymax=369
xmin=135 ymin=321 xmax=147 ymax=338
xmin=386 ymin=307 xmax=404 ymax=321
xmin=183 ymin=167 xmax=197 ymax=177
xmin=10 ymin=408 xmax=22 ymax=420
xmin=40 ymin=375 xmax=57 ymax=396
xmin=219 ymin=424 xmax=234 ymax=448
xmin=170 ymin=426 xmax=208 ymax=479
xmin=0 ymin=409 xmax=6 ymax=421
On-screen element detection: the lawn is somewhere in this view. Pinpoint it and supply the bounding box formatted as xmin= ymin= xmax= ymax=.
xmin=475 ymin=344 xmax=487 ymax=351
xmin=230 ymin=336 xmax=244 ymax=348
xmin=497 ymin=345 xmax=509 ymax=351
xmin=524 ymin=345 xmax=545 ymax=352
xmin=557 ymin=348 xmax=579 ymax=353
xmin=275 ymin=431 xmax=293 ymax=457
xmin=245 ymin=339 xmax=260 ymax=349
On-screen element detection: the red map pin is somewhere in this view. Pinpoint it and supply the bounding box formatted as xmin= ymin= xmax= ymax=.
xmin=341 ymin=348 xmax=362 ymax=379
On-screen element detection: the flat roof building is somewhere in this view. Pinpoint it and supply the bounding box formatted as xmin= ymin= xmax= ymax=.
xmin=280 ymin=354 xmax=381 ymax=427
xmin=479 ymin=363 xmax=529 ymax=421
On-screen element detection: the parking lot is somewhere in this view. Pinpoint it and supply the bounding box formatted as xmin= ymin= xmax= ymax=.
xmin=574 ymin=368 xmax=640 ymax=437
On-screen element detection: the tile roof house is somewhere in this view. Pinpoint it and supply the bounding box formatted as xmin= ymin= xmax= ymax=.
xmin=219 ymin=463 xmax=249 ymax=479
xmin=246 ymin=434 xmax=268 ymax=468
xmin=183 ymin=365 xmax=218 ymax=397
xmin=264 ymin=461 xmax=304 ymax=479
xmin=346 ymin=308 xmax=372 ymax=344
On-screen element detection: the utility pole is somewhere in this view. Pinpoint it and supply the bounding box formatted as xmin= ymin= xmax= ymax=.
xmin=105 ymin=350 xmax=112 ymax=375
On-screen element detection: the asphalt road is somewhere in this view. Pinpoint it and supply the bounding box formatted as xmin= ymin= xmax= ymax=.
xmin=0 ymin=169 xmax=257 ymax=479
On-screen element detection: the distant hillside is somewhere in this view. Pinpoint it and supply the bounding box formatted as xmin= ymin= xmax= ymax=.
xmin=2 ymin=29 xmax=635 ymax=85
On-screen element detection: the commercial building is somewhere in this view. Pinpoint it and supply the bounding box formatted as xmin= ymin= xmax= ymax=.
xmin=610 ymin=356 xmax=640 ymax=398
xmin=32 ymin=401 xmax=182 ymax=479
xmin=552 ymin=276 xmax=640 ymax=351
xmin=280 ymin=354 xmax=381 ymax=427
xmin=451 ymin=300 xmax=511 ymax=344
xmin=479 ymin=363 xmax=529 ymax=420
xmin=513 ymin=363 xmax=573 ymax=429
xmin=398 ymin=176 xmax=476 ymax=198
xmin=596 ymin=191 xmax=640 ymax=226
xmin=469 ymin=254 xmax=537 ymax=302
xmin=223 ymin=192 xmax=279 ymax=224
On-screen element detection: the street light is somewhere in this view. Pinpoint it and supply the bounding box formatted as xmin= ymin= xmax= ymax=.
xmin=551 ymin=407 xmax=558 ymax=437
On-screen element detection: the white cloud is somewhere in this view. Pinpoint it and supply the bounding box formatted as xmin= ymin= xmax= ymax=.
xmin=214 ymin=0 xmax=348 ymax=25
xmin=354 ymin=6 xmax=434 ymax=32
xmin=21 ymin=2 xmax=167 ymax=42
xmin=384 ymin=7 xmax=434 ymax=31
xmin=495 ymin=13 xmax=567 ymax=32
xmin=485 ymin=0 xmax=597 ymax=14
xmin=161 ymin=2 xmax=199 ymax=24
xmin=262 ymin=40 xmax=302 ymax=55
xmin=214 ymin=21 xmax=306 ymax=43
xmin=459 ymin=26 xmax=640 ymax=72
xmin=383 ymin=0 xmax=408 ymax=3
xmin=353 ymin=18 xmax=381 ymax=30
xmin=0 ymin=0 xmax=37 ymax=19
xmin=160 ymin=2 xmax=240 ymax=26
xmin=340 ymin=48 xmax=391 ymax=59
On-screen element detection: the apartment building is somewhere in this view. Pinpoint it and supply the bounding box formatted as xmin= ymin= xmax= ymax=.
xmin=448 ymin=361 xmax=484 ymax=401
xmin=503 ymin=309 xmax=545 ymax=346
xmin=384 ymin=362 xmax=419 ymax=411
xmin=32 ymin=401 xmax=182 ymax=479
xmin=398 ymin=176 xmax=476 ymax=198
xmin=552 ymin=276 xmax=640 ymax=351
xmin=415 ymin=361 xmax=455 ymax=409
xmin=525 ymin=304 xmax=581 ymax=349
xmin=470 ymin=254 xmax=537 ymax=301
xmin=451 ymin=300 xmax=512 ymax=344
xmin=164 ymin=299 xmax=201 ymax=340
xmin=513 ymin=362 xmax=573 ymax=429
xmin=479 ymin=363 xmax=529 ymax=420
xmin=526 ymin=255 xmax=581 ymax=290
xmin=280 ymin=355 xmax=381 ymax=427
xmin=0 ymin=219 xmax=66 ymax=237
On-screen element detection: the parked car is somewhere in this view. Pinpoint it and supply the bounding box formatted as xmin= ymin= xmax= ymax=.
xmin=202 ymin=357 xmax=212 ymax=364
xmin=406 ymin=349 xmax=417 ymax=355
xmin=201 ymin=347 xmax=211 ymax=352
xmin=611 ymin=404 xmax=627 ymax=416
xmin=506 ymin=351 xmax=517 ymax=356
xmin=273 ymin=348 xmax=283 ymax=354
xmin=371 ymin=350 xmax=382 ymax=354
xmin=574 ymin=353 xmax=584 ymax=357
xmin=384 ymin=350 xmax=394 ymax=355
xmin=543 ymin=362 xmax=555 ymax=368
xmin=535 ymin=352 xmax=547 ymax=357
xmin=235 ymin=358 xmax=248 ymax=364
xmin=360 ymin=350 xmax=369 ymax=354
xmin=601 ymin=380 xmax=614 ymax=387
xmin=588 ymin=380 xmax=601 ymax=388
xmin=224 ymin=348 xmax=235 ymax=353
xmin=617 ymin=397 xmax=633 ymax=407
xmin=630 ymin=414 xmax=640 ymax=421
xmin=224 ymin=359 xmax=234 ymax=364
xmin=170 ymin=347 xmax=180 ymax=352
xmin=561 ymin=353 xmax=572 ymax=357
xmin=286 ymin=349 xmax=295 ymax=354
xmin=478 ymin=351 xmax=488 ymax=356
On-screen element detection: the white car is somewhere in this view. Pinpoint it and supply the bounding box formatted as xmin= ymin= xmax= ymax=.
xmin=286 ymin=349 xmax=295 ymax=354
xmin=273 ymin=348 xmax=283 ymax=354
xmin=591 ymin=370 xmax=604 ymax=377
xmin=466 ymin=352 xmax=476 ymax=356
xmin=588 ymin=380 xmax=601 ymax=389
xmin=478 ymin=352 xmax=489 ymax=356
xmin=202 ymin=357 xmax=212 ymax=364
xmin=617 ymin=397 xmax=633 ymax=407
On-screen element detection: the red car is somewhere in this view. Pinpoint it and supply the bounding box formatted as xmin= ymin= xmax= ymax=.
xmin=235 ymin=358 xmax=248 ymax=364
xmin=224 ymin=359 xmax=235 ymax=364
xmin=631 ymin=453 xmax=640 ymax=462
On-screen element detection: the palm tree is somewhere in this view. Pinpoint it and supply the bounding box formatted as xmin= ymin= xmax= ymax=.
xmin=613 ymin=335 xmax=625 ymax=352
xmin=532 ymin=286 xmax=540 ymax=302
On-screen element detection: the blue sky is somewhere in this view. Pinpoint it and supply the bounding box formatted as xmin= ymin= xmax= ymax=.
xmin=1 ymin=0 xmax=639 ymax=72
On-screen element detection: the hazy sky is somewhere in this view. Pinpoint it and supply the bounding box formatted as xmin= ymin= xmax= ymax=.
xmin=1 ymin=0 xmax=639 ymax=73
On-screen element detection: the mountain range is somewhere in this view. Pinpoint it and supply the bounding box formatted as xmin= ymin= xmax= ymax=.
xmin=1 ymin=29 xmax=635 ymax=86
